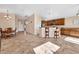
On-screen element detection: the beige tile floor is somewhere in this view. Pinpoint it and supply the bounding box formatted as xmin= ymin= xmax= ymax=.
xmin=1 ymin=32 xmax=79 ymax=54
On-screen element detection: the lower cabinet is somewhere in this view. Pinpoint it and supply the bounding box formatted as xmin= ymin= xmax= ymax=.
xmin=41 ymin=27 xmax=45 ymax=37
xmin=40 ymin=27 xmax=57 ymax=37
xmin=49 ymin=27 xmax=56 ymax=37
xmin=61 ymin=28 xmax=79 ymax=37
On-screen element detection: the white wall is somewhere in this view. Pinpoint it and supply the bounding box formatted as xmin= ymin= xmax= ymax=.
xmin=64 ymin=16 xmax=79 ymax=28
xmin=25 ymin=14 xmax=35 ymax=34
xmin=34 ymin=12 xmax=42 ymax=35
xmin=25 ymin=13 xmax=43 ymax=35
xmin=15 ymin=15 xmax=24 ymax=32
xmin=18 ymin=21 xmax=24 ymax=31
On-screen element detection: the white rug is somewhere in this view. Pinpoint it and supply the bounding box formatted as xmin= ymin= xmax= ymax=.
xmin=64 ymin=37 xmax=79 ymax=45
xmin=33 ymin=42 xmax=60 ymax=54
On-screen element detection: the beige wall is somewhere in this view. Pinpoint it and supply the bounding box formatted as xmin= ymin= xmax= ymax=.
xmin=64 ymin=16 xmax=79 ymax=28
xmin=34 ymin=13 xmax=42 ymax=35
xmin=25 ymin=13 xmax=43 ymax=35
xmin=26 ymin=14 xmax=35 ymax=34
xmin=0 ymin=13 xmax=15 ymax=30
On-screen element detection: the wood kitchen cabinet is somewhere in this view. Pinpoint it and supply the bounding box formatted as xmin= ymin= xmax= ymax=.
xmin=61 ymin=28 xmax=71 ymax=35
xmin=41 ymin=18 xmax=65 ymax=27
xmin=55 ymin=18 xmax=64 ymax=25
xmin=61 ymin=28 xmax=79 ymax=37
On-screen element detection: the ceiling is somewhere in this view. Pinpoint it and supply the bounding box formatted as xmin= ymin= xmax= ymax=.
xmin=0 ymin=4 xmax=79 ymax=19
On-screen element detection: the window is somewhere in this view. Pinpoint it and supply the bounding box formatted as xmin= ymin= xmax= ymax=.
xmin=73 ymin=19 xmax=79 ymax=25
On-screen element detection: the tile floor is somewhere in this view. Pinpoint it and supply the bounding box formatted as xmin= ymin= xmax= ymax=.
xmin=1 ymin=32 xmax=79 ymax=54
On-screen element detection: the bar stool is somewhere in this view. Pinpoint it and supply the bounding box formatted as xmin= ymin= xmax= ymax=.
xmin=54 ymin=27 xmax=60 ymax=39
xmin=45 ymin=27 xmax=49 ymax=38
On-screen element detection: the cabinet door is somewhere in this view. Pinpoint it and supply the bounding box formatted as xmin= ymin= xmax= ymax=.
xmin=41 ymin=28 xmax=45 ymax=37
xmin=55 ymin=19 xmax=64 ymax=25
xmin=49 ymin=28 xmax=56 ymax=37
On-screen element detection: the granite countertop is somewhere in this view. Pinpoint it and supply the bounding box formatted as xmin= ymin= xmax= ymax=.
xmin=41 ymin=25 xmax=79 ymax=28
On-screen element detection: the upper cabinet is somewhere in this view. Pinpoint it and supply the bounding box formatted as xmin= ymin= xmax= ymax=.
xmin=41 ymin=18 xmax=65 ymax=27
xmin=54 ymin=18 xmax=65 ymax=25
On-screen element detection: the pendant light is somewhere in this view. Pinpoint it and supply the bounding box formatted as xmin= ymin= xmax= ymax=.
xmin=4 ymin=9 xmax=12 ymax=19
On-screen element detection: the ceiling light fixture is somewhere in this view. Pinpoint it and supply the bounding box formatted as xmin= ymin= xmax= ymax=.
xmin=4 ymin=9 xmax=12 ymax=19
